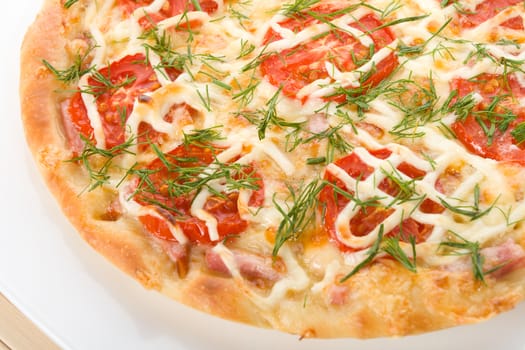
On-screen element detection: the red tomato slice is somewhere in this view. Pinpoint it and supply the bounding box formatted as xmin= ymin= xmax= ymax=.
xmin=260 ymin=6 xmax=398 ymax=100
xmin=457 ymin=0 xmax=523 ymax=28
xmin=117 ymin=0 xmax=218 ymax=28
xmin=500 ymin=15 xmax=524 ymax=29
xmin=62 ymin=92 xmax=95 ymax=153
xmin=319 ymin=150 xmax=434 ymax=252
xmin=117 ymin=0 xmax=152 ymax=14
xmin=64 ymin=54 xmax=160 ymax=150
xmin=135 ymin=144 xmax=264 ymax=244
xmin=450 ymin=73 xmax=525 ymax=164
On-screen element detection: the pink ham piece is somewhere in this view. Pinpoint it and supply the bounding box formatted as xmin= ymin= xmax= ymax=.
xmin=61 ymin=99 xmax=85 ymax=154
xmin=481 ymin=239 xmax=525 ymax=278
xmin=155 ymin=239 xmax=190 ymax=278
xmin=205 ymin=248 xmax=282 ymax=284
xmin=327 ymin=284 xmax=349 ymax=305
xmin=444 ymin=239 xmax=525 ymax=279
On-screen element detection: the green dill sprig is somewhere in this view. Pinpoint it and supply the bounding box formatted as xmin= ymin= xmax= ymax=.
xmin=340 ymin=226 xmax=384 ymax=282
xmin=438 ymin=184 xmax=499 ymax=221
xmin=43 ymin=48 xmax=95 ymax=85
xmin=238 ymin=87 xmax=303 ymax=140
xmin=237 ymin=39 xmax=256 ymax=59
xmin=298 ymin=124 xmax=353 ymax=164
xmin=164 ymin=161 xmax=261 ymax=198
xmin=340 ymin=224 xmax=418 ymax=282
xmin=69 ymin=135 xmax=136 ymax=193
xmin=190 ymin=0 xmax=203 ymax=11
xmin=510 ymin=122 xmax=525 ymax=144
xmin=388 ymin=76 xmax=440 ymax=139
xmin=133 ymin=140 xmax=261 ymax=202
xmin=281 ymin=0 xmax=321 ymax=17
xmin=197 ymin=85 xmax=212 ymax=111
xmin=382 ymin=235 xmax=417 ymax=272
xmin=141 ymin=28 xmax=193 ymax=77
xmin=183 ymin=126 xmax=225 ymax=148
xmin=141 ymin=27 xmax=225 ymax=81
xmin=327 ymin=180 xmax=387 ymax=213
xmin=64 ymin=0 xmax=80 ymax=8
xmin=472 ymin=97 xmax=517 ymax=146
xmin=80 ymin=69 xmax=137 ymax=97
xmin=438 ymin=231 xmax=489 ymax=281
xmin=380 ymin=166 xmax=423 ymax=207
xmin=440 ymin=91 xmax=478 ymax=120
xmin=232 ymin=78 xmax=260 ymax=108
xmin=272 ymin=179 xmax=326 ymax=256
xmin=369 ymin=14 xmax=429 ymax=33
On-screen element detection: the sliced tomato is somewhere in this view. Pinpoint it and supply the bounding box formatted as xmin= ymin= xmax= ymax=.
xmin=64 ymin=54 xmax=160 ymax=149
xmin=134 ymin=144 xmax=264 ymax=245
xmin=260 ymin=5 xmax=398 ymax=100
xmin=500 ymin=15 xmax=524 ymax=29
xmin=117 ymin=0 xmax=152 ymax=14
xmin=117 ymin=0 xmax=218 ymax=28
xmin=62 ymin=92 xmax=94 ymax=152
xmin=450 ymin=73 xmax=525 ymax=164
xmin=457 ymin=0 xmax=523 ymax=28
xmin=319 ymin=149 xmax=434 ymax=252
xmin=137 ymin=103 xmax=198 ymax=152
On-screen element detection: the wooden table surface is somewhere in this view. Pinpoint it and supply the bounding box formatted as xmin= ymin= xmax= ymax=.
xmin=0 ymin=293 xmax=60 ymax=350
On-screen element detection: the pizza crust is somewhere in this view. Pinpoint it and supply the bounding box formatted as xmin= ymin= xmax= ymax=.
xmin=20 ymin=0 xmax=525 ymax=339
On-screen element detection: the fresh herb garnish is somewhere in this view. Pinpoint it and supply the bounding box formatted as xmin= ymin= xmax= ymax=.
xmin=43 ymin=48 xmax=94 ymax=85
xmin=339 ymin=222 xmax=419 ymax=282
xmin=382 ymin=235 xmax=417 ymax=272
xmin=80 ymin=69 xmax=137 ymax=97
xmin=438 ymin=231 xmax=488 ymax=281
xmin=438 ymin=184 xmax=499 ymax=221
xmin=340 ymin=226 xmax=384 ymax=282
xmin=511 ymin=122 xmax=525 ymax=144
xmin=70 ymin=135 xmax=136 ymax=192
xmin=64 ymin=0 xmax=80 ymax=8
xmin=272 ymin=179 xmax=326 ymax=256
xmin=281 ymin=0 xmax=321 ymax=17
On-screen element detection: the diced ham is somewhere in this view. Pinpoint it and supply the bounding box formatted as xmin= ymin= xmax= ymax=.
xmin=444 ymin=239 xmax=525 ymax=278
xmin=157 ymin=240 xmax=190 ymax=278
xmin=205 ymin=247 xmax=230 ymax=275
xmin=307 ymin=114 xmax=329 ymax=134
xmin=100 ymin=198 xmax=122 ymax=221
xmin=205 ymin=248 xmax=282 ymax=284
xmin=327 ymin=284 xmax=349 ymax=305
xmin=61 ymin=99 xmax=85 ymax=154
xmin=481 ymin=239 xmax=525 ymax=278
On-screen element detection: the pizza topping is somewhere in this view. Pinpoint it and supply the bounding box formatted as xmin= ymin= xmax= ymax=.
xmin=260 ymin=3 xmax=400 ymax=101
xmin=455 ymin=0 xmax=524 ymax=29
xmin=61 ymin=97 xmax=89 ymax=154
xmin=480 ymin=239 xmax=525 ymax=278
xmin=205 ymin=248 xmax=283 ymax=287
xmin=63 ymin=54 xmax=161 ymax=149
xmin=163 ymin=240 xmax=191 ymax=278
xmin=440 ymin=235 xmax=525 ymax=281
xmin=319 ymin=147 xmax=434 ymax=252
xmin=326 ymin=284 xmax=349 ymax=306
xmin=450 ymin=73 xmax=525 ymax=164
xmin=117 ymin=0 xmax=219 ymax=29
xmin=130 ymin=141 xmax=263 ymax=245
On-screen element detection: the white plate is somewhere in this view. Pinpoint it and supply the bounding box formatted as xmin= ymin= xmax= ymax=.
xmin=2 ymin=1 xmax=525 ymax=349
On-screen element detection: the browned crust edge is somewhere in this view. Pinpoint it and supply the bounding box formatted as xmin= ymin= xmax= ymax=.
xmin=19 ymin=0 xmax=525 ymax=339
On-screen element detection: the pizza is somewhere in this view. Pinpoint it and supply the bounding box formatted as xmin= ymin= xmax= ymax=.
xmin=20 ymin=0 xmax=525 ymax=339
